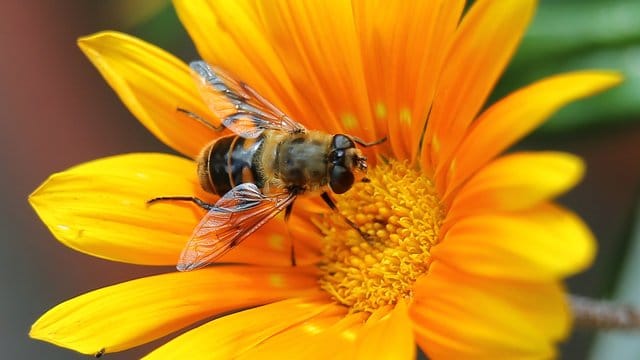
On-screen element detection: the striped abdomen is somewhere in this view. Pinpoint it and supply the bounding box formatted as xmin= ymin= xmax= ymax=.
xmin=197 ymin=135 xmax=265 ymax=195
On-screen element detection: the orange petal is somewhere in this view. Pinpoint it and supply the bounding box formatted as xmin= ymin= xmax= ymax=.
xmin=411 ymin=262 xmax=568 ymax=359
xmin=180 ymin=0 xmax=455 ymax=163
xmin=176 ymin=0 xmax=467 ymax=162
xmin=173 ymin=0 xmax=334 ymax=133
xmin=30 ymin=266 xmax=321 ymax=355
xmin=257 ymin=1 xmax=375 ymax=136
xmin=236 ymin=307 xmax=357 ymax=359
xmin=144 ymin=298 xmax=333 ymax=359
xmin=352 ymin=301 xmax=415 ymax=360
xmin=445 ymin=151 xmax=584 ymax=215
xmin=443 ymin=71 xmax=622 ymax=194
xmin=352 ymin=0 xmax=464 ymax=161
xmin=29 ymin=153 xmax=319 ymax=266
xmin=435 ymin=203 xmax=596 ymax=280
xmin=422 ymin=0 xmax=535 ymax=175
xmin=78 ymin=31 xmax=215 ymax=159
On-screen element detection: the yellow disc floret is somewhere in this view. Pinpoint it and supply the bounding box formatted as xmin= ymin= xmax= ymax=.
xmin=318 ymin=160 xmax=443 ymax=313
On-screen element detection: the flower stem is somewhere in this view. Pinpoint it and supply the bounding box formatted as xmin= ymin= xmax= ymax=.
xmin=570 ymin=295 xmax=640 ymax=330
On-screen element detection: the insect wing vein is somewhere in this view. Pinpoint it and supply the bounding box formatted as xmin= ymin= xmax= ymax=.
xmin=190 ymin=61 xmax=306 ymax=138
xmin=177 ymin=184 xmax=295 ymax=271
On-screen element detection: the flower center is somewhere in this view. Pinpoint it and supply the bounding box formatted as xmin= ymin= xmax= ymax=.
xmin=317 ymin=160 xmax=443 ymax=313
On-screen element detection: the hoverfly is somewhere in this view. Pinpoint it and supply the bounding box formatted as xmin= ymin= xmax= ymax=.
xmin=149 ymin=61 xmax=385 ymax=271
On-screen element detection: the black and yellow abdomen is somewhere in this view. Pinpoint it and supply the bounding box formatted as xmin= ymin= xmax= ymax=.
xmin=197 ymin=135 xmax=266 ymax=195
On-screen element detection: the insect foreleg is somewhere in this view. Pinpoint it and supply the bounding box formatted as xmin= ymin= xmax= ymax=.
xmin=320 ymin=192 xmax=372 ymax=241
xmin=284 ymin=201 xmax=297 ymax=267
xmin=176 ymin=107 xmax=225 ymax=132
xmin=146 ymin=196 xmax=215 ymax=211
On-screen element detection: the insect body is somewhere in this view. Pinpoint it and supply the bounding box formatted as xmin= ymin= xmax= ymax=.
xmin=198 ymin=130 xmax=367 ymax=197
xmin=150 ymin=61 xmax=384 ymax=271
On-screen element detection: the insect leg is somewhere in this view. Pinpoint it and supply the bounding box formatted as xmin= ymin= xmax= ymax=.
xmin=146 ymin=196 xmax=215 ymax=211
xmin=351 ymin=135 xmax=388 ymax=148
xmin=176 ymin=107 xmax=225 ymax=132
xmin=320 ymin=192 xmax=372 ymax=241
xmin=284 ymin=201 xmax=297 ymax=267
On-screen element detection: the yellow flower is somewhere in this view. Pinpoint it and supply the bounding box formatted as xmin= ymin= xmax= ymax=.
xmin=29 ymin=0 xmax=621 ymax=358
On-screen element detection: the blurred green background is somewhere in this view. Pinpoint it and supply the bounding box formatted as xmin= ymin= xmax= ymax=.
xmin=0 ymin=0 xmax=638 ymax=359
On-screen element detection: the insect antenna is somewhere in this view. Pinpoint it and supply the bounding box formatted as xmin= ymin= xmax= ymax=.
xmin=352 ymin=135 xmax=387 ymax=148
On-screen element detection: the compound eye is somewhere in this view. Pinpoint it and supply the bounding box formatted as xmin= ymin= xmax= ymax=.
xmin=328 ymin=149 xmax=345 ymax=164
xmin=329 ymin=165 xmax=355 ymax=194
xmin=331 ymin=134 xmax=355 ymax=150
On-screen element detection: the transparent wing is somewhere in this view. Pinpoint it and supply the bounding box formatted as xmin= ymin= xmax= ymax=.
xmin=190 ymin=61 xmax=305 ymax=138
xmin=177 ymin=183 xmax=296 ymax=271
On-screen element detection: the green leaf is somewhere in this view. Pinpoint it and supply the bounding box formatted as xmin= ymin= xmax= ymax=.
xmin=493 ymin=0 xmax=640 ymax=132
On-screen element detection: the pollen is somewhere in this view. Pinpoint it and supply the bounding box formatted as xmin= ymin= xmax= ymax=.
xmin=399 ymin=108 xmax=412 ymax=124
xmin=318 ymin=160 xmax=443 ymax=313
xmin=268 ymin=234 xmax=284 ymax=250
xmin=340 ymin=113 xmax=358 ymax=130
xmin=374 ymin=102 xmax=387 ymax=119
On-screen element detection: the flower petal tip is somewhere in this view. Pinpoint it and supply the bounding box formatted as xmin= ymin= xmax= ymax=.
xmin=29 ymin=320 xmax=82 ymax=355
xmin=550 ymin=206 xmax=598 ymax=276
xmin=572 ymin=220 xmax=598 ymax=274
xmin=77 ymin=31 xmax=119 ymax=55
xmin=28 ymin=174 xmax=55 ymax=214
xmin=557 ymin=152 xmax=586 ymax=187
xmin=77 ymin=31 xmax=125 ymax=44
xmin=586 ymin=71 xmax=624 ymax=90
